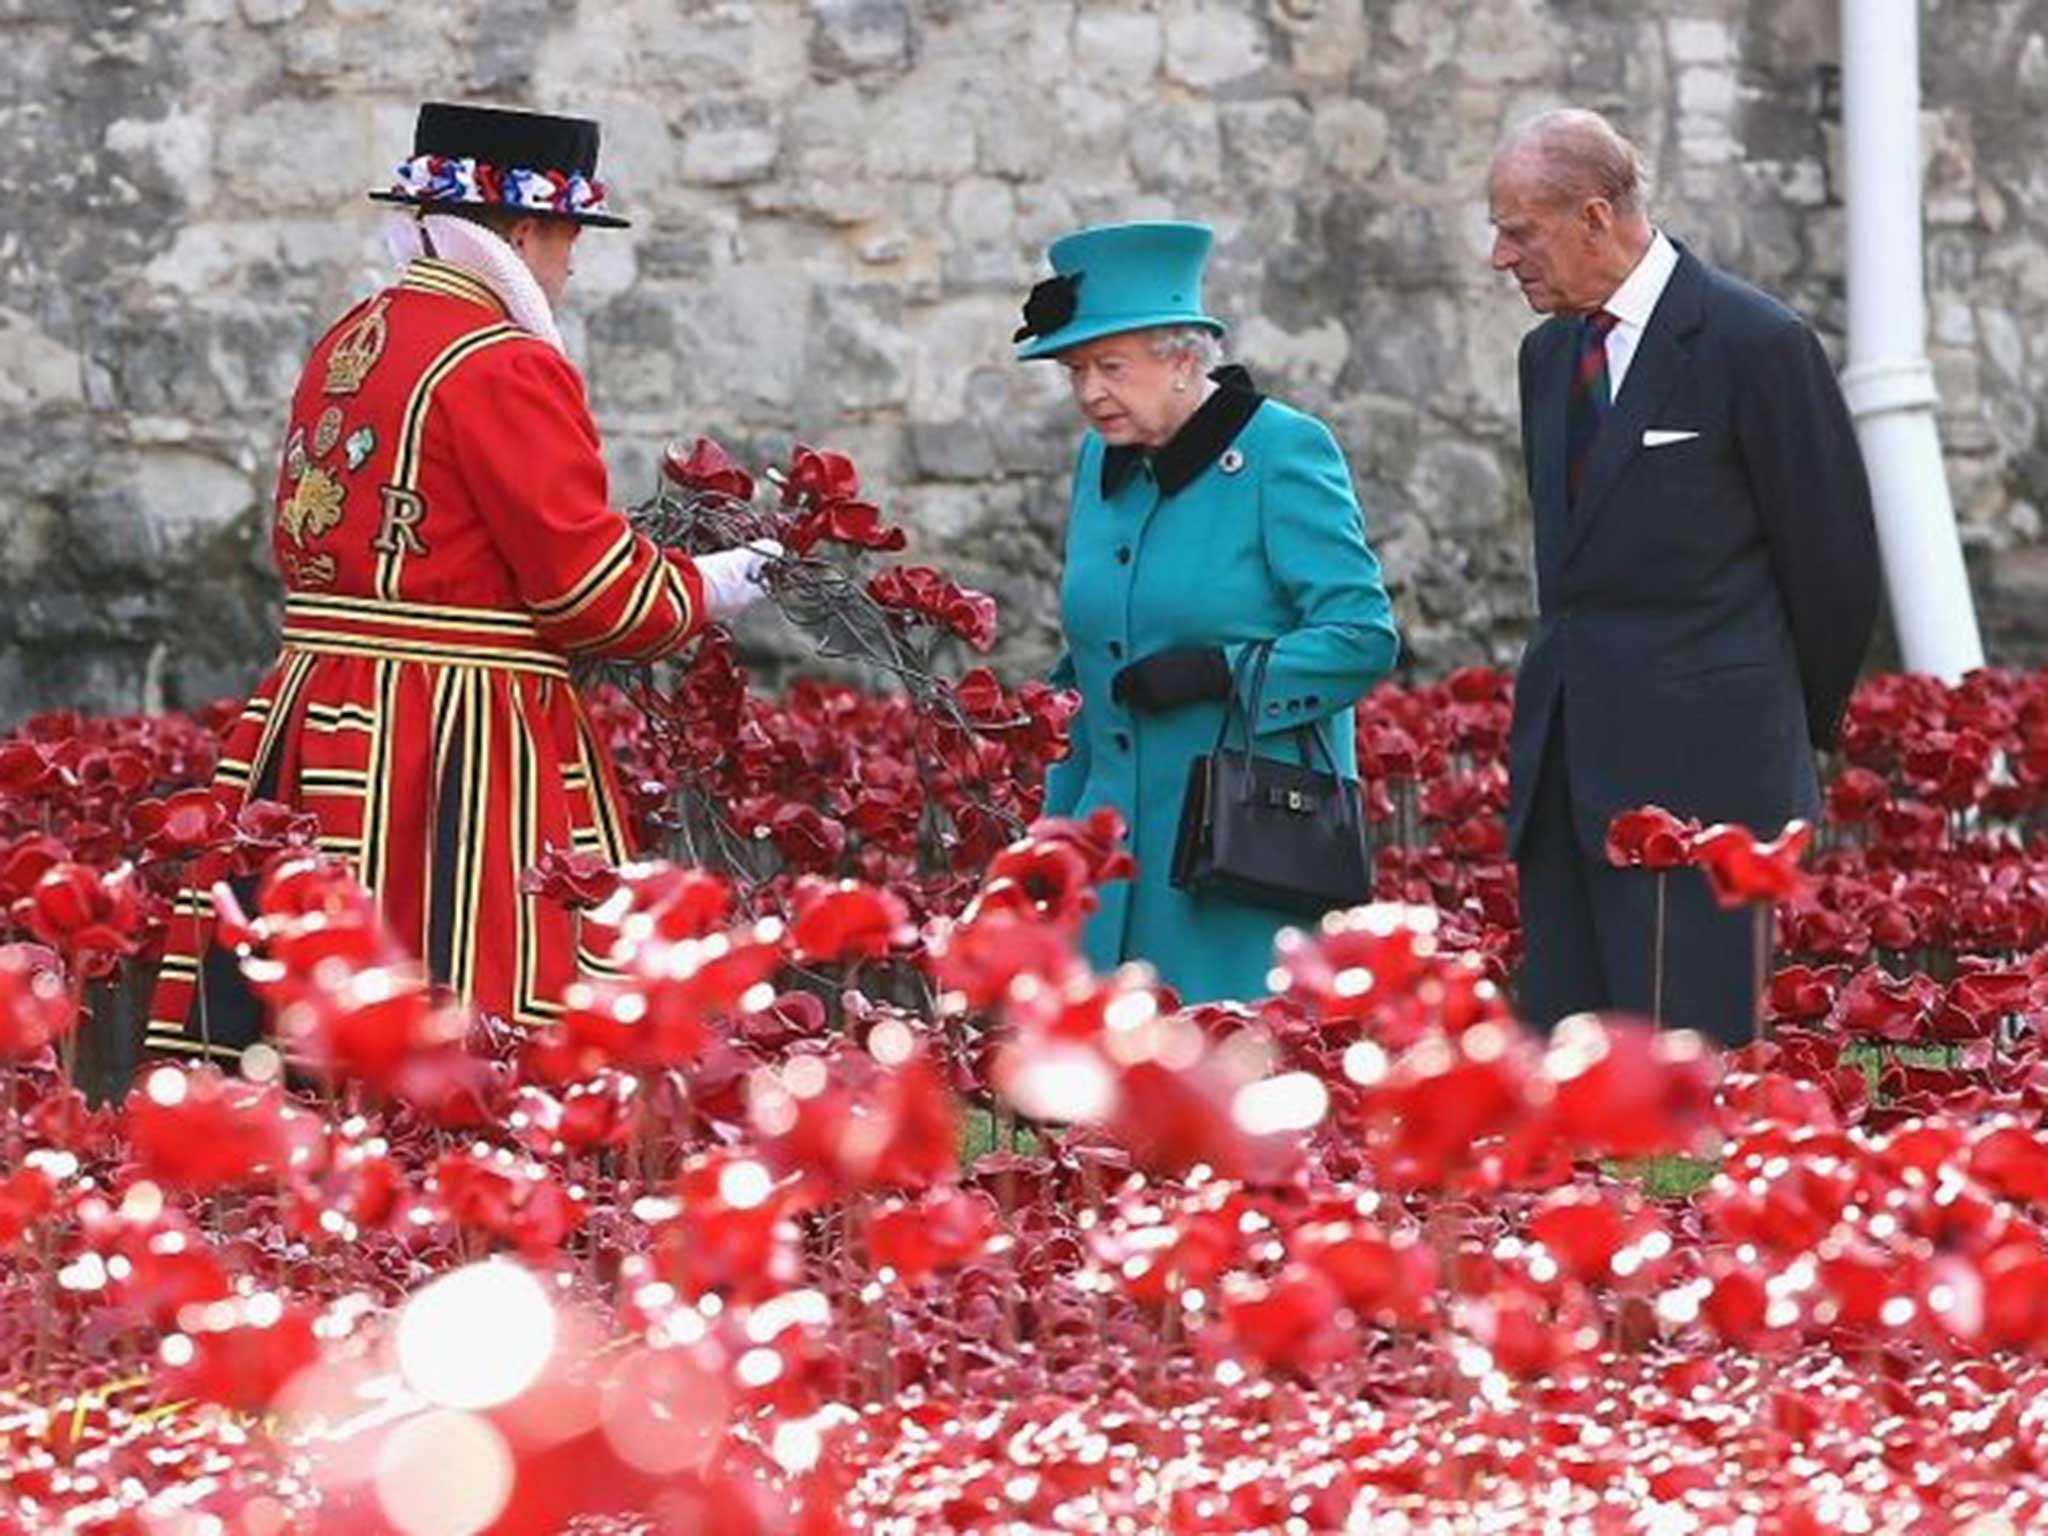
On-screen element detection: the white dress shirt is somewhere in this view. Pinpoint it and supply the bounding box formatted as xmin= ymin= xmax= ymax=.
xmin=1600 ymin=229 xmax=1678 ymax=398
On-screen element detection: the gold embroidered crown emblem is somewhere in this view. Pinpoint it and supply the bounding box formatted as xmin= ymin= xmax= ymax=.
xmin=323 ymin=296 xmax=390 ymax=396
xmin=280 ymin=465 xmax=346 ymax=548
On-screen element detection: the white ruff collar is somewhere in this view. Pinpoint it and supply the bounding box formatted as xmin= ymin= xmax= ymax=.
xmin=384 ymin=212 xmax=566 ymax=353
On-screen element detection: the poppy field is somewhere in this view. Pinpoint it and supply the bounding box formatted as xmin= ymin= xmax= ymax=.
xmin=0 ymin=444 xmax=2045 ymax=1533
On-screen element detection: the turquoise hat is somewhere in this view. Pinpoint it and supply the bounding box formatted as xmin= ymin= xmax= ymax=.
xmin=1013 ymin=221 xmax=1226 ymax=361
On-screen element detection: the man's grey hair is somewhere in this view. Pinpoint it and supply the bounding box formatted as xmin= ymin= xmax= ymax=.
xmin=1497 ymin=108 xmax=1652 ymax=219
xmin=1146 ymin=325 xmax=1225 ymax=372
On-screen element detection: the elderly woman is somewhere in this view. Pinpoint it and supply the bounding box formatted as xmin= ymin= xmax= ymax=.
xmin=1017 ymin=221 xmax=1399 ymax=1003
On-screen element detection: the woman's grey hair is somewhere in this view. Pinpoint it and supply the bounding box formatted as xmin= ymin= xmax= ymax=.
xmin=1499 ymin=108 xmax=1651 ymax=218
xmin=1146 ymin=325 xmax=1225 ymax=372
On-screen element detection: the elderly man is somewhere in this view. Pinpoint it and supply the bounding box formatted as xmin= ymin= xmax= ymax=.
xmin=1487 ymin=108 xmax=1879 ymax=1046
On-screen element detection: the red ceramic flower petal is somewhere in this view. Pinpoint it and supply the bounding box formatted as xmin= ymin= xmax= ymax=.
xmin=126 ymin=1066 xmax=314 ymax=1195
xmin=0 ymin=941 xmax=76 ymax=1061
xmin=1604 ymin=805 xmax=1699 ymax=870
xmin=1544 ymin=1015 xmax=1720 ymax=1159
xmin=789 ymin=878 xmax=911 ymax=964
xmin=662 ymin=435 xmax=756 ymax=502
xmin=1689 ymin=820 xmax=1813 ymax=909
xmin=781 ymin=444 xmax=861 ymax=507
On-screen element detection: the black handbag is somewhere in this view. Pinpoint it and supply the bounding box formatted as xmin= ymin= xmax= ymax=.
xmin=1169 ymin=640 xmax=1373 ymax=917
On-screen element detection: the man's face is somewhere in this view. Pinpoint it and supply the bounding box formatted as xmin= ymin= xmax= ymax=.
xmin=1488 ymin=157 xmax=1604 ymax=315
xmin=511 ymin=217 xmax=582 ymax=308
xmin=1057 ymin=331 xmax=1195 ymax=449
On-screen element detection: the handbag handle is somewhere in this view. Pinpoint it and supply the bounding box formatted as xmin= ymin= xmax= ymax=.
xmin=1214 ymin=639 xmax=1344 ymax=779
xmin=1210 ymin=641 xmax=1268 ymax=757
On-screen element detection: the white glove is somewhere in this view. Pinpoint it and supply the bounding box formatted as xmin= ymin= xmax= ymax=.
xmin=694 ymin=539 xmax=783 ymax=622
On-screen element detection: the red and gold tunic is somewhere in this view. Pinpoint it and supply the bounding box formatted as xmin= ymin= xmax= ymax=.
xmin=148 ymin=258 xmax=702 ymax=1058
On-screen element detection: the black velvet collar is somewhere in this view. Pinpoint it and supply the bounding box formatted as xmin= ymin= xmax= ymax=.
xmin=1100 ymin=365 xmax=1266 ymax=498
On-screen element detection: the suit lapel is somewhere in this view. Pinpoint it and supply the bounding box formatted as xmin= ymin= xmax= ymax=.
xmin=1562 ymin=247 xmax=1707 ymax=564
xmin=1526 ymin=319 xmax=1575 ymax=582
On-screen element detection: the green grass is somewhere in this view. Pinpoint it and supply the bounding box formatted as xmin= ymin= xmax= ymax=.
xmin=1840 ymin=1039 xmax=1958 ymax=1087
xmin=959 ymin=1106 xmax=1042 ymax=1164
xmin=1608 ymin=1154 xmax=1718 ymax=1200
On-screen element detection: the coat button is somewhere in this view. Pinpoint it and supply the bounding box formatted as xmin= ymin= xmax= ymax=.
xmin=1108 ymin=641 xmax=1124 ymax=659
xmin=1116 ymin=545 xmax=1132 ymax=565
xmin=1113 ymin=731 xmax=1131 ymax=751
xmin=1219 ymin=448 xmax=1244 ymax=475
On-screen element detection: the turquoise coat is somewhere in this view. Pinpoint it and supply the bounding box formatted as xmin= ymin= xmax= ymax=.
xmin=1044 ymin=377 xmax=1400 ymax=1003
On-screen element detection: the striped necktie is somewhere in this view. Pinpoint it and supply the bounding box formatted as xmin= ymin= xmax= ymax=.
xmin=1566 ymin=309 xmax=1620 ymax=505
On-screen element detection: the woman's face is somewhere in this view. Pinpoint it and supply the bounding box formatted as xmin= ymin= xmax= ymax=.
xmin=1058 ymin=331 xmax=1199 ymax=448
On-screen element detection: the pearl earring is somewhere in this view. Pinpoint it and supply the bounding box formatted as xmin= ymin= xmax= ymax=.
xmin=1173 ymin=378 xmax=1188 ymax=393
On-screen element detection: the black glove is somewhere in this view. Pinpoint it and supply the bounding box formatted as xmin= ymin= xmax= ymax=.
xmin=1110 ymin=645 xmax=1233 ymax=713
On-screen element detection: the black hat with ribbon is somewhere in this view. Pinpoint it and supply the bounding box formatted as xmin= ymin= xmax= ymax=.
xmin=368 ymin=101 xmax=629 ymax=229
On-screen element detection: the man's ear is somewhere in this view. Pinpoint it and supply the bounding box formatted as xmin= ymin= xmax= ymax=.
xmin=1579 ymin=197 xmax=1614 ymax=243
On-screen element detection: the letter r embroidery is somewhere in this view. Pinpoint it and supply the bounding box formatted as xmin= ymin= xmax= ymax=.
xmin=373 ymin=486 xmax=429 ymax=556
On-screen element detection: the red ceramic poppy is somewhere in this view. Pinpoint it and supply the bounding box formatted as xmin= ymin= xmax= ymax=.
xmin=433 ymin=1149 xmax=586 ymax=1255
xmin=127 ymin=787 xmax=233 ymax=862
xmin=751 ymin=1041 xmax=958 ymax=1198
xmin=973 ymin=839 xmax=1096 ymax=930
xmin=601 ymin=862 xmax=734 ymax=945
xmin=126 ymin=1067 xmax=314 ymax=1194
xmin=14 ymin=859 xmax=142 ymax=971
xmin=159 ymin=1295 xmax=321 ymax=1413
xmin=864 ymin=1188 xmax=997 ymax=1284
xmin=780 ymin=444 xmax=861 ymax=507
xmin=1829 ymin=967 xmax=1940 ymax=1044
xmin=1825 ymin=766 xmax=1891 ymax=824
xmin=789 ymin=496 xmax=909 ymax=557
xmin=769 ymin=804 xmax=850 ymax=872
xmin=1291 ymin=1220 xmax=1439 ymax=1330
xmin=0 ymin=740 xmax=58 ymax=796
xmin=662 ymin=436 xmax=756 ymax=502
xmin=0 ymin=941 xmax=76 ymax=1061
xmin=0 ymin=832 xmax=67 ymax=905
xmin=789 ymin=877 xmax=910 ymax=964
xmin=1217 ymin=1262 xmax=1353 ymax=1376
xmin=230 ymin=798 xmax=322 ymax=873
xmin=1689 ymin=820 xmax=1813 ymax=908
xmin=1543 ymin=1015 xmax=1720 ymax=1159
xmin=522 ymin=844 xmax=621 ymax=910
xmin=1604 ymin=805 xmax=1699 ymax=870
xmin=1766 ymin=964 xmax=1844 ymax=1025
xmin=925 ymin=909 xmax=1081 ymax=1009
xmin=0 ymin=1165 xmax=54 ymax=1250
xmin=647 ymin=1150 xmax=804 ymax=1303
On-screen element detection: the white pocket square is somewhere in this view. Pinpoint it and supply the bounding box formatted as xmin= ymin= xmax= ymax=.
xmin=1642 ymin=428 xmax=1699 ymax=447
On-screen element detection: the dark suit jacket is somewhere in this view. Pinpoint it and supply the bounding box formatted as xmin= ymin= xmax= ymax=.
xmin=1506 ymin=243 xmax=1880 ymax=857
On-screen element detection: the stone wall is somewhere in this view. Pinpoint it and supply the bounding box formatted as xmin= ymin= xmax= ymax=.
xmin=3 ymin=0 xmax=2045 ymax=721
